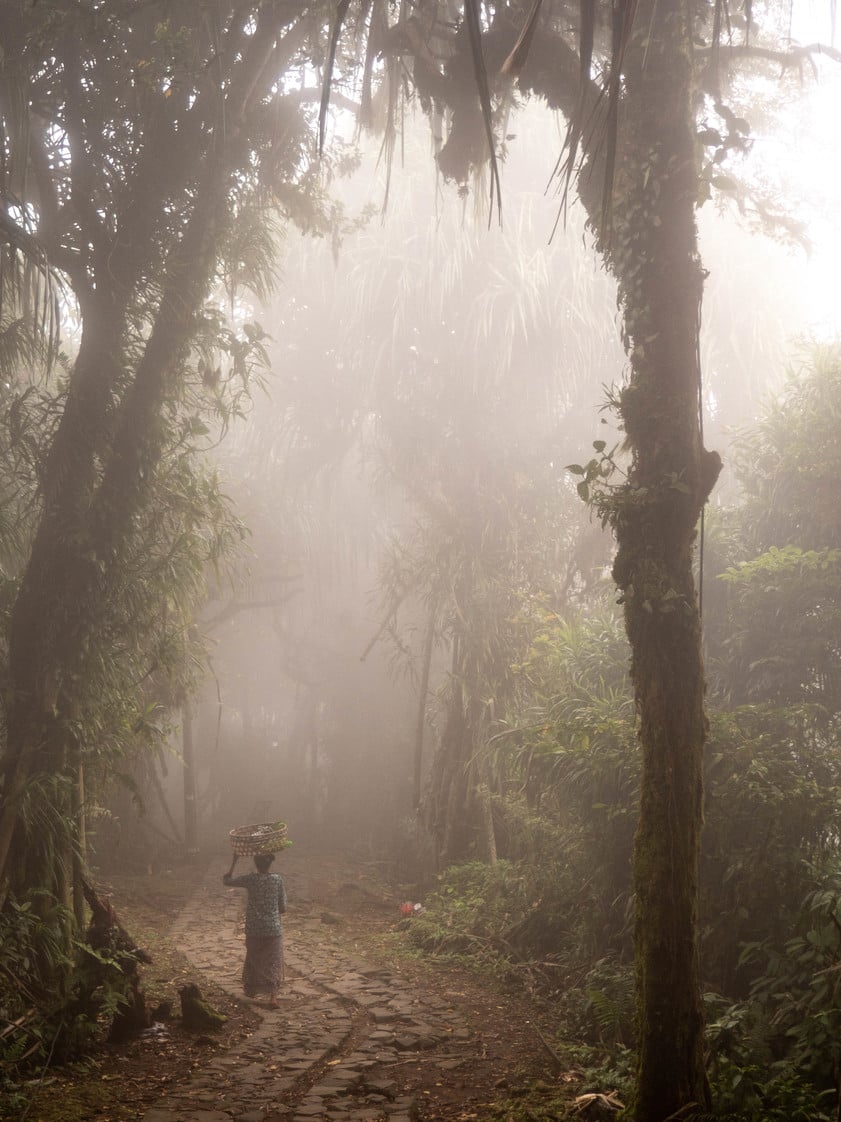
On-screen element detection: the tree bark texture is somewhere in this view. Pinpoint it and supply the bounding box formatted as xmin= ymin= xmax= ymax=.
xmin=609 ymin=4 xmax=720 ymax=1118
xmin=0 ymin=3 xmax=299 ymax=903
xmin=0 ymin=147 xmax=233 ymax=901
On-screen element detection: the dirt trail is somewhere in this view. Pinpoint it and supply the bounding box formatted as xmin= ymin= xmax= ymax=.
xmin=128 ymin=846 xmax=549 ymax=1122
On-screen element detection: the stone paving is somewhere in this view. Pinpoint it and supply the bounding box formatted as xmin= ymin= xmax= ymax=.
xmin=140 ymin=858 xmax=474 ymax=1122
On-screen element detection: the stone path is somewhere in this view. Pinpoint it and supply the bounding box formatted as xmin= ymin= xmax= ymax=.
xmin=140 ymin=859 xmax=475 ymax=1122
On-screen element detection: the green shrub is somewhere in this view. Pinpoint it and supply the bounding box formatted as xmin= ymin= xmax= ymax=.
xmin=0 ymin=889 xmax=137 ymax=1071
xmin=702 ymin=867 xmax=841 ymax=1120
xmin=407 ymin=860 xmax=530 ymax=964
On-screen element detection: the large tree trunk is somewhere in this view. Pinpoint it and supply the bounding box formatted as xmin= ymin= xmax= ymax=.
xmin=0 ymin=4 xmax=295 ymax=905
xmin=423 ymin=693 xmax=475 ymax=867
xmin=421 ymin=629 xmax=487 ymax=868
xmin=610 ymin=4 xmax=720 ymax=1118
xmin=516 ymin=4 xmax=720 ymax=1111
xmin=0 ymin=157 xmax=231 ymax=900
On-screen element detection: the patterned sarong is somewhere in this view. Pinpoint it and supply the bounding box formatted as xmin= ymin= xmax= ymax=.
xmin=242 ymin=933 xmax=283 ymax=996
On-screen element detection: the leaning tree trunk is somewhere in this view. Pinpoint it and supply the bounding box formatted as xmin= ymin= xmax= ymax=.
xmin=0 ymin=7 xmax=294 ymax=905
xmin=0 ymin=151 xmax=232 ymax=901
xmin=610 ymin=4 xmax=720 ymax=1119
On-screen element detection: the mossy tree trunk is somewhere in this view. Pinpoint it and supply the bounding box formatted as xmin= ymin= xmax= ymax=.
xmin=610 ymin=4 xmax=720 ymax=1118
xmin=0 ymin=136 xmax=236 ymax=904
xmin=0 ymin=2 xmax=302 ymax=909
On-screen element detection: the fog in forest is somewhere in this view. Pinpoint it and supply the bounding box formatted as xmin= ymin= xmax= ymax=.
xmin=8 ymin=5 xmax=841 ymax=1116
xmin=115 ymin=78 xmax=841 ymax=871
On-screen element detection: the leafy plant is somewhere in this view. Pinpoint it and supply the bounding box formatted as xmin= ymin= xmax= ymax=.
xmin=580 ymin=956 xmax=636 ymax=1047
xmin=406 ymin=860 xmax=531 ymax=967
xmin=700 ymin=868 xmax=841 ymax=1121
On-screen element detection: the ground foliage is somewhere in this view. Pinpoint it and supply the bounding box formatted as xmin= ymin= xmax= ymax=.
xmin=9 ymin=330 xmax=829 ymax=1113
xmin=403 ymin=347 xmax=841 ymax=1119
xmin=0 ymin=866 xmax=260 ymax=1122
xmin=1 ymin=855 xmax=579 ymax=1122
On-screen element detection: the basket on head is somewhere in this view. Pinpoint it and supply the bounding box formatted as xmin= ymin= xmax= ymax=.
xmin=229 ymin=821 xmax=289 ymax=857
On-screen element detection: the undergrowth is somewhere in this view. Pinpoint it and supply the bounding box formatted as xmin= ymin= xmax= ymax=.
xmin=403 ymin=855 xmax=841 ymax=1122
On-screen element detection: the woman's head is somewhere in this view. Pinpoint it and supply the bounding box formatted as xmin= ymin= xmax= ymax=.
xmin=254 ymin=852 xmax=275 ymax=873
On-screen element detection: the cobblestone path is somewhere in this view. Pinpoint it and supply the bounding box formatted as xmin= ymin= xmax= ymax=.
xmin=140 ymin=858 xmax=476 ymax=1122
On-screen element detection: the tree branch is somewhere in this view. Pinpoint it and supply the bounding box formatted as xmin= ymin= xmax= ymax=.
xmin=699 ymin=40 xmax=841 ymax=69
xmin=201 ymin=595 xmax=299 ymax=633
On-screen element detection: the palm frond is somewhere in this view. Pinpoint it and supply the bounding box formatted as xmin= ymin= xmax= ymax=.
xmin=500 ymin=0 xmax=545 ymax=76
xmin=463 ymin=0 xmax=502 ymax=225
xmin=601 ymin=0 xmax=637 ymax=240
xmin=0 ymin=228 xmax=62 ymax=372
xmin=558 ymin=0 xmax=597 ymax=221
xmin=319 ymin=0 xmax=353 ymax=156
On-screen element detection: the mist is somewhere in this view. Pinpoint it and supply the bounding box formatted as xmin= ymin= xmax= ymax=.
xmin=4 ymin=4 xmax=841 ymax=1118
xmin=153 ymin=95 xmax=836 ymax=867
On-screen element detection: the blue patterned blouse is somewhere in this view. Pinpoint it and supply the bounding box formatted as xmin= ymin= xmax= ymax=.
xmin=223 ymin=871 xmax=287 ymax=937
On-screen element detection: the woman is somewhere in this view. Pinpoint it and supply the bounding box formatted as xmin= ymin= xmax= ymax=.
xmin=223 ymin=851 xmax=287 ymax=1008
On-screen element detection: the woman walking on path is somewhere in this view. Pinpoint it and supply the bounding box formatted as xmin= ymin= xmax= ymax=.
xmin=223 ymin=852 xmax=287 ymax=1008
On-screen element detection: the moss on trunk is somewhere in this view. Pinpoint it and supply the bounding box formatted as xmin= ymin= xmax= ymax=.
xmin=608 ymin=3 xmax=721 ymax=1117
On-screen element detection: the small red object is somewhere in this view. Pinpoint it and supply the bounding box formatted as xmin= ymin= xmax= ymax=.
xmin=400 ymin=901 xmax=414 ymax=916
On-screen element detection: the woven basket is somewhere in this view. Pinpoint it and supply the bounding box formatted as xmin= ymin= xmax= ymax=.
xmin=229 ymin=821 xmax=289 ymax=856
